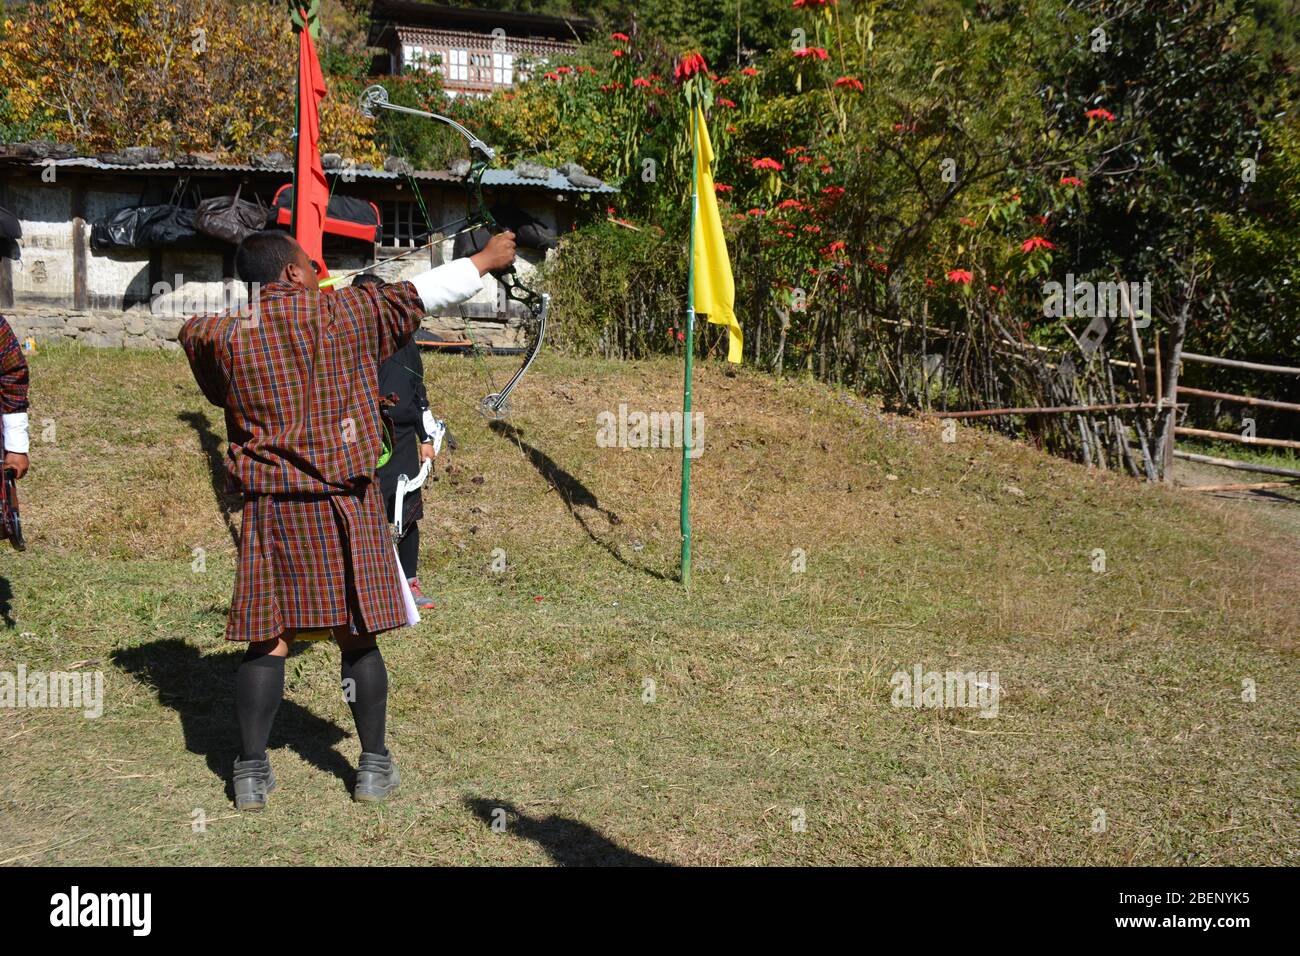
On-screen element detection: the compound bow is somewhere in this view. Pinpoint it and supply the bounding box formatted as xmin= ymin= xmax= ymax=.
xmin=357 ymin=83 xmax=548 ymax=419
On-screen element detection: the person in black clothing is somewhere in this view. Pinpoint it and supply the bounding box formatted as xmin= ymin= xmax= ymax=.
xmin=353 ymin=272 xmax=439 ymax=610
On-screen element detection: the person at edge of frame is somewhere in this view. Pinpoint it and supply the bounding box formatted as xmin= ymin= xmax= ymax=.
xmin=0 ymin=314 xmax=31 ymax=547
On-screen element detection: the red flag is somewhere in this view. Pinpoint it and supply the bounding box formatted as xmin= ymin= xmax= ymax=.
xmin=294 ymin=22 xmax=329 ymax=279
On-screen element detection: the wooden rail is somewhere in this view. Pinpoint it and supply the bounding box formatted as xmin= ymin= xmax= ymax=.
xmin=1172 ymin=351 xmax=1300 ymax=376
xmin=1173 ymin=450 xmax=1300 ymax=478
xmin=1176 ymin=385 xmax=1300 ymax=413
xmin=1175 ymin=426 xmax=1300 ymax=451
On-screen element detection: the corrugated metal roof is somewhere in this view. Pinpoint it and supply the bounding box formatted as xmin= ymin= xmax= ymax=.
xmin=9 ymin=157 xmax=462 ymax=181
xmin=3 ymin=156 xmax=617 ymax=191
xmin=482 ymin=168 xmax=618 ymax=193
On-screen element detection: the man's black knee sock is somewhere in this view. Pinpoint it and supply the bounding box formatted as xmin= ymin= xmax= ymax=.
xmin=235 ymin=650 xmax=285 ymax=762
xmin=341 ymin=646 xmax=388 ymax=757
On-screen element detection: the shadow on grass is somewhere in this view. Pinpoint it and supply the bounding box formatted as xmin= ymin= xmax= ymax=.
xmin=487 ymin=420 xmax=674 ymax=583
xmin=111 ymin=638 xmax=355 ymax=802
xmin=463 ymin=796 xmax=669 ymax=867
xmin=179 ymin=411 xmax=241 ymax=548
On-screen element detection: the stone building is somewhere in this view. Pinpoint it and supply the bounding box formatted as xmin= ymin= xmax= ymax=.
xmin=367 ymin=0 xmax=594 ymax=96
xmin=0 ymin=153 xmax=614 ymax=350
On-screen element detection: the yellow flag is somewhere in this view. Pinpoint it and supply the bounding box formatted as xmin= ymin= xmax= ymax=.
xmin=690 ymin=103 xmax=742 ymax=363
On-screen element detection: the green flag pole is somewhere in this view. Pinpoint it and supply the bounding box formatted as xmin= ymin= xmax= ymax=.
xmin=680 ymin=95 xmax=699 ymax=590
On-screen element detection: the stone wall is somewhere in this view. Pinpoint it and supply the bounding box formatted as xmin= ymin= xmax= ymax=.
xmin=4 ymin=303 xmax=527 ymax=351
xmin=5 ymin=305 xmax=184 ymax=350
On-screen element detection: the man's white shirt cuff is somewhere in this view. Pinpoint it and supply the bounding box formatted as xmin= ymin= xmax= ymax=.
xmin=410 ymin=258 xmax=483 ymax=312
xmin=2 ymin=412 xmax=29 ymax=454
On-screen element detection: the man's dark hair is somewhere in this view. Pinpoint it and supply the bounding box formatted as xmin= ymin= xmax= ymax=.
xmin=235 ymin=230 xmax=298 ymax=284
xmin=352 ymin=273 xmax=385 ymax=288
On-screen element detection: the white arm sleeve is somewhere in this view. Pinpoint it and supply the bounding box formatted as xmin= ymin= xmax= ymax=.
xmin=2 ymin=412 xmax=29 ymax=455
xmin=410 ymin=258 xmax=484 ymax=312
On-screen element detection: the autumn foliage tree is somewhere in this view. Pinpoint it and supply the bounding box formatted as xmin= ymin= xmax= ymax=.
xmin=0 ymin=0 xmax=376 ymax=162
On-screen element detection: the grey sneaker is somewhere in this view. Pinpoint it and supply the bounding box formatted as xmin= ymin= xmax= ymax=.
xmin=233 ymin=757 xmax=276 ymax=811
xmin=354 ymin=751 xmax=400 ymax=804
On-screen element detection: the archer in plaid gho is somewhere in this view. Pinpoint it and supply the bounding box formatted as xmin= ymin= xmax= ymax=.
xmin=179 ymin=228 xmax=517 ymax=808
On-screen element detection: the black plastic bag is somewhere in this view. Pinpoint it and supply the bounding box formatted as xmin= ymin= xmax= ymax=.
xmin=90 ymin=204 xmax=198 ymax=250
xmin=0 ymin=205 xmax=21 ymax=241
xmin=453 ymin=204 xmax=557 ymax=264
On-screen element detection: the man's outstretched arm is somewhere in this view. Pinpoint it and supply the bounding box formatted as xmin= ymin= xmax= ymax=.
xmin=348 ymin=231 xmax=518 ymax=362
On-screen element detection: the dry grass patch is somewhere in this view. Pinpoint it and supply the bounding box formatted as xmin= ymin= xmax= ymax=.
xmin=0 ymin=344 xmax=1295 ymax=865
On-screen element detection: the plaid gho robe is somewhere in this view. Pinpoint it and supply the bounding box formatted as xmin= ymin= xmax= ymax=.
xmin=179 ymin=261 xmax=481 ymax=642
xmin=0 ymin=316 xmax=30 ymax=541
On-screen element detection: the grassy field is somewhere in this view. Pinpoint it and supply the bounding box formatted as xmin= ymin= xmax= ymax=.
xmin=1 ymin=343 xmax=1296 ymax=866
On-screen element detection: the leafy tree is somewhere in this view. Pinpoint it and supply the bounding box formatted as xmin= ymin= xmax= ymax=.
xmin=1048 ymin=0 xmax=1281 ymax=465
xmin=0 ymin=0 xmax=376 ymax=161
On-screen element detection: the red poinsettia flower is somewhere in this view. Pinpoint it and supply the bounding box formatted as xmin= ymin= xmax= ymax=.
xmin=717 ymin=97 xmax=737 ymax=108
xmin=752 ymin=157 xmax=784 ymax=171
xmin=834 ymin=77 xmax=864 ymax=92
xmin=1059 ymin=176 xmax=1084 ymax=187
xmin=1020 ymin=236 xmax=1055 ymax=253
xmin=821 ymin=186 xmax=845 ymax=199
xmin=792 ymin=47 xmax=830 ymax=60
xmin=611 ymin=32 xmax=631 ymax=42
xmin=1084 ymin=108 xmax=1116 ymax=122
xmin=959 ymin=217 xmax=977 ymax=228
xmin=746 ymin=208 xmax=766 ymax=217
xmin=611 ymin=49 xmax=626 ymax=58
xmin=803 ymin=225 xmax=821 ymax=234
xmin=633 ymin=77 xmax=651 ymax=88
xmin=946 ymin=269 xmax=974 ymax=284
xmin=820 ymin=164 xmax=833 ymax=174
xmin=714 ymin=183 xmax=733 ymax=193
xmin=777 ymin=198 xmax=804 ymax=209
xmin=556 ymin=66 xmax=572 ymax=74
xmin=793 ymin=0 xmax=836 ymax=7
xmin=741 ymin=67 xmax=759 ymax=77
xmin=674 ymin=51 xmax=709 ymax=84
xmin=543 ymin=72 xmax=561 ymax=81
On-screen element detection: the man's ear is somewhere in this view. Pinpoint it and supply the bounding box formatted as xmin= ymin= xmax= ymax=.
xmin=282 ymin=261 xmax=307 ymax=286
